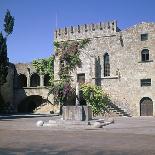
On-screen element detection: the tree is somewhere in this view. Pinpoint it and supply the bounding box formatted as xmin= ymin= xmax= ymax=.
xmin=0 ymin=10 xmax=14 ymax=89
xmin=0 ymin=33 xmax=8 ymax=87
xmin=0 ymin=10 xmax=14 ymax=112
xmin=4 ymin=10 xmax=14 ymax=37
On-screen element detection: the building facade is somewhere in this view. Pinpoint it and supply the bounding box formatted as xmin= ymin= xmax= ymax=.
xmin=0 ymin=63 xmax=55 ymax=113
xmin=54 ymin=20 xmax=155 ymax=116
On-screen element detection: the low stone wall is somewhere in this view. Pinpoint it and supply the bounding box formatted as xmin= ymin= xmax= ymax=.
xmin=62 ymin=106 xmax=92 ymax=121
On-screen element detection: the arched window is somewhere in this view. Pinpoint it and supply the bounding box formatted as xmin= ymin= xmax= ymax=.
xmin=30 ymin=73 xmax=40 ymax=87
xmin=104 ymin=53 xmax=110 ymax=77
xmin=44 ymin=74 xmax=51 ymax=86
xmin=18 ymin=74 xmax=27 ymax=88
xmin=141 ymin=49 xmax=149 ymax=62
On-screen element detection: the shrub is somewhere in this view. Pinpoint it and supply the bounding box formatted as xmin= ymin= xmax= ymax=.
xmin=80 ymin=83 xmax=110 ymax=115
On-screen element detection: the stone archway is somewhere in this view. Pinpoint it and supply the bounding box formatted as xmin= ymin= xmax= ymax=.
xmin=18 ymin=74 xmax=27 ymax=88
xmin=30 ymin=73 xmax=40 ymax=87
xmin=140 ymin=97 xmax=153 ymax=116
xmin=44 ymin=74 xmax=50 ymax=86
xmin=17 ymin=95 xmax=44 ymax=113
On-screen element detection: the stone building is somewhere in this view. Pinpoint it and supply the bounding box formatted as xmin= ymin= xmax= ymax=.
xmin=54 ymin=20 xmax=155 ymax=116
xmin=0 ymin=63 xmax=55 ymax=113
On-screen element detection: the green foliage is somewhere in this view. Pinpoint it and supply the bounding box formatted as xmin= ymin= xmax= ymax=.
xmin=0 ymin=10 xmax=14 ymax=87
xmin=48 ymin=39 xmax=90 ymax=106
xmin=34 ymin=39 xmax=90 ymax=107
xmin=32 ymin=56 xmax=54 ymax=85
xmin=0 ymin=10 xmax=14 ymax=112
xmin=4 ymin=10 xmax=14 ymax=36
xmin=0 ymin=33 xmax=8 ymax=86
xmin=80 ymin=83 xmax=110 ymax=115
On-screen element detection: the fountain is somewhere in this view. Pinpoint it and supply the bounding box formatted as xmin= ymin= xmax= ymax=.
xmin=62 ymin=82 xmax=92 ymax=121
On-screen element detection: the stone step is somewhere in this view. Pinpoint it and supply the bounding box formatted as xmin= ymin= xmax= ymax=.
xmin=106 ymin=102 xmax=130 ymax=117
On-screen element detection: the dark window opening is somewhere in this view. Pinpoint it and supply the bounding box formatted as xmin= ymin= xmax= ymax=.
xmin=141 ymin=79 xmax=151 ymax=87
xmin=141 ymin=33 xmax=148 ymax=41
xmin=95 ymin=56 xmax=101 ymax=86
xmin=77 ymin=73 xmax=85 ymax=84
xmin=44 ymin=74 xmax=51 ymax=86
xmin=104 ymin=53 xmax=110 ymax=77
xmin=30 ymin=73 xmax=40 ymax=87
xmin=18 ymin=74 xmax=27 ymax=88
xmin=141 ymin=49 xmax=149 ymax=62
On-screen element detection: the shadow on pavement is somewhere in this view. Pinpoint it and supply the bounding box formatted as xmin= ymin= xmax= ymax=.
xmin=0 ymin=148 xmax=153 ymax=155
xmin=0 ymin=113 xmax=58 ymax=121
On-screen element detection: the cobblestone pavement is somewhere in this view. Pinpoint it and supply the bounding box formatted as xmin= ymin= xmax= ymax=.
xmin=0 ymin=114 xmax=155 ymax=155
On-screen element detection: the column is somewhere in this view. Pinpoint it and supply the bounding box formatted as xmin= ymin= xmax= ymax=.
xmin=27 ymin=68 xmax=30 ymax=87
xmin=40 ymin=74 xmax=44 ymax=87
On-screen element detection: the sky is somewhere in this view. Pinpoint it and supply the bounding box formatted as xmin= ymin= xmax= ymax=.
xmin=0 ymin=0 xmax=155 ymax=63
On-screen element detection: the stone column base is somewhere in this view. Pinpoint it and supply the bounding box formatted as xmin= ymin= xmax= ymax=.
xmin=62 ymin=106 xmax=92 ymax=121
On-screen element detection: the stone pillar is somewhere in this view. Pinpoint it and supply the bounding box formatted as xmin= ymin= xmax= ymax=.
xmin=76 ymin=82 xmax=80 ymax=106
xmin=92 ymin=57 xmax=96 ymax=85
xmin=27 ymin=68 xmax=30 ymax=87
xmin=40 ymin=74 xmax=44 ymax=87
xmin=54 ymin=56 xmax=60 ymax=80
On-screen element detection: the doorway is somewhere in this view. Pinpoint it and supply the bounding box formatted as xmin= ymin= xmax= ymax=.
xmin=140 ymin=97 xmax=153 ymax=116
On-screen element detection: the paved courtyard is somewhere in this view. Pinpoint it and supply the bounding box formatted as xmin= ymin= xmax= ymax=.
xmin=0 ymin=114 xmax=155 ymax=155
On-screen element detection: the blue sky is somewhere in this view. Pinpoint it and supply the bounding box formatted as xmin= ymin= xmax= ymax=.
xmin=0 ymin=0 xmax=155 ymax=63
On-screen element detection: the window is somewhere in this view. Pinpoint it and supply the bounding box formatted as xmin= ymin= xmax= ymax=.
xmin=141 ymin=33 xmax=148 ymax=41
xmin=30 ymin=73 xmax=40 ymax=87
xmin=44 ymin=74 xmax=50 ymax=86
xmin=77 ymin=73 xmax=85 ymax=83
xmin=104 ymin=53 xmax=110 ymax=77
xmin=141 ymin=49 xmax=149 ymax=62
xmin=141 ymin=79 xmax=151 ymax=87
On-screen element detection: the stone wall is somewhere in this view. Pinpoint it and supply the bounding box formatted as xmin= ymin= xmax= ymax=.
xmin=13 ymin=63 xmax=55 ymax=113
xmin=14 ymin=63 xmax=38 ymax=87
xmin=1 ymin=62 xmax=56 ymax=113
xmin=54 ymin=21 xmax=155 ymax=116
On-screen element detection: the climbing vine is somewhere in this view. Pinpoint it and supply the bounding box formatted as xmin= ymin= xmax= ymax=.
xmin=32 ymin=55 xmax=54 ymax=85
xmin=49 ymin=39 xmax=90 ymax=105
xmin=54 ymin=39 xmax=90 ymax=81
xmin=32 ymin=38 xmax=110 ymax=116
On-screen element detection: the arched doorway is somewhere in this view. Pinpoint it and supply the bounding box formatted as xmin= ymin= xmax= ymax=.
xmin=18 ymin=74 xmax=27 ymax=88
xmin=18 ymin=95 xmax=44 ymax=113
xmin=140 ymin=97 xmax=153 ymax=116
xmin=44 ymin=74 xmax=50 ymax=86
xmin=30 ymin=73 xmax=40 ymax=87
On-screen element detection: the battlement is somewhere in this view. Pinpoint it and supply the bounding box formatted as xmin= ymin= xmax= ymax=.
xmin=54 ymin=20 xmax=118 ymax=41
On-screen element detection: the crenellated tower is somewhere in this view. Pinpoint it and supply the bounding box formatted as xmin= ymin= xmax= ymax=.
xmin=54 ymin=20 xmax=119 ymax=42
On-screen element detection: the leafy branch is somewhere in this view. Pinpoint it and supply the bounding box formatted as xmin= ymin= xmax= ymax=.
xmin=80 ymin=83 xmax=110 ymax=115
xmin=32 ymin=55 xmax=54 ymax=85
